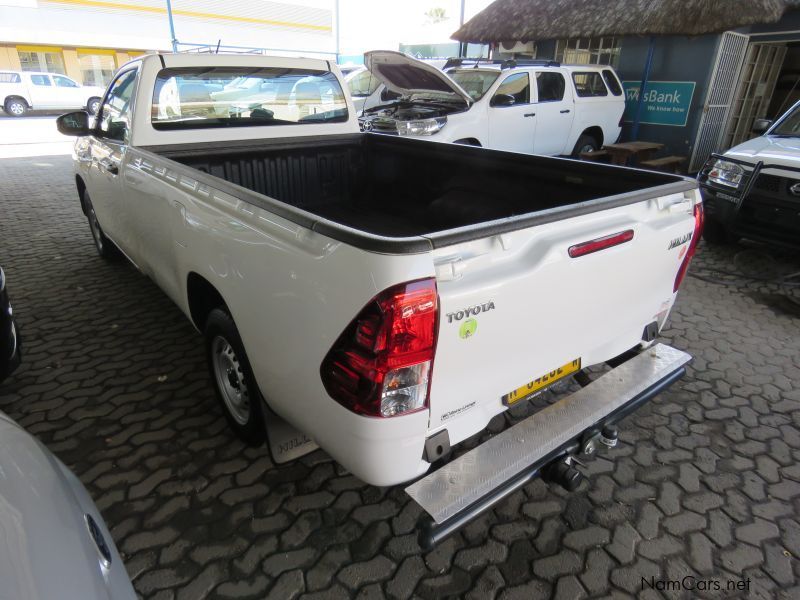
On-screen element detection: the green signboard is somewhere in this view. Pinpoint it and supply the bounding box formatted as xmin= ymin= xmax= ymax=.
xmin=622 ymin=81 xmax=696 ymax=127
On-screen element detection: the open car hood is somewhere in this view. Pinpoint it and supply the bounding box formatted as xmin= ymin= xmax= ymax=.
xmin=364 ymin=50 xmax=472 ymax=107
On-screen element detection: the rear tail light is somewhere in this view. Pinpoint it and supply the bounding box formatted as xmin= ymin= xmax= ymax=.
xmin=320 ymin=278 xmax=438 ymax=418
xmin=673 ymin=202 xmax=705 ymax=292
xmin=568 ymin=229 xmax=634 ymax=258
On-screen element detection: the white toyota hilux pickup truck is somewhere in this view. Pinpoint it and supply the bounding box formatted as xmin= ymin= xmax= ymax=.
xmin=58 ymin=53 xmax=699 ymax=546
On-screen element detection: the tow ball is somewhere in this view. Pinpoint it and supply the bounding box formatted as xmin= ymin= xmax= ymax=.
xmin=543 ymin=425 xmax=618 ymax=492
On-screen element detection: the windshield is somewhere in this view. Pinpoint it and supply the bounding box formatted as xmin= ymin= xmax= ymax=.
xmin=771 ymin=104 xmax=800 ymax=136
xmin=152 ymin=67 xmax=348 ymax=130
xmin=448 ymin=70 xmax=500 ymax=101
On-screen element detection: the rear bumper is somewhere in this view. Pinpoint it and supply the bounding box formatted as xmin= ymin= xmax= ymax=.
xmin=406 ymin=343 xmax=691 ymax=549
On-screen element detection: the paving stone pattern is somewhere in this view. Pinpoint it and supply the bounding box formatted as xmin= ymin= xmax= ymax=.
xmin=1 ymin=155 xmax=799 ymax=599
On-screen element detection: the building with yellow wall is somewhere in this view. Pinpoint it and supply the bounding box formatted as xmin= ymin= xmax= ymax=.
xmin=0 ymin=0 xmax=335 ymax=86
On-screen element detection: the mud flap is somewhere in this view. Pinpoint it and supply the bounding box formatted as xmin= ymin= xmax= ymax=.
xmin=262 ymin=403 xmax=318 ymax=464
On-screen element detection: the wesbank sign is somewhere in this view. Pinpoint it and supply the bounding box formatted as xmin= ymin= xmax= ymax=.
xmin=622 ymin=81 xmax=696 ymax=127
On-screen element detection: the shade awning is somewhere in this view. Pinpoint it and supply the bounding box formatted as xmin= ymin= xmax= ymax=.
xmin=451 ymin=0 xmax=794 ymax=44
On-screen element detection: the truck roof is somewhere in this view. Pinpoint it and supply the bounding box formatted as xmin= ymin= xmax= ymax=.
xmin=129 ymin=52 xmax=338 ymax=73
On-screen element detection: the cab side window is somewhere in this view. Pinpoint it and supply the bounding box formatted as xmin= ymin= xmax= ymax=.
xmin=348 ymin=70 xmax=380 ymax=97
xmin=536 ymin=72 xmax=566 ymax=102
xmin=572 ymin=72 xmax=609 ymax=97
xmin=602 ymin=69 xmax=623 ymax=96
xmin=493 ymin=73 xmax=530 ymax=105
xmin=53 ymin=75 xmax=80 ymax=88
xmin=98 ymin=69 xmax=137 ymax=142
xmin=30 ymin=74 xmax=51 ymax=86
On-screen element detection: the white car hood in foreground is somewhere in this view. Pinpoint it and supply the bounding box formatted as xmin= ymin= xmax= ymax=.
xmin=725 ymin=135 xmax=800 ymax=168
xmin=364 ymin=50 xmax=472 ymax=107
xmin=0 ymin=413 xmax=136 ymax=600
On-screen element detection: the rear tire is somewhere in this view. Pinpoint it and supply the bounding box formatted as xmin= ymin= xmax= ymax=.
xmin=4 ymin=97 xmax=27 ymax=117
xmin=702 ymin=217 xmax=740 ymax=245
xmin=572 ymin=134 xmax=599 ymax=157
xmin=204 ymin=308 xmax=266 ymax=446
xmin=83 ymin=191 xmax=121 ymax=260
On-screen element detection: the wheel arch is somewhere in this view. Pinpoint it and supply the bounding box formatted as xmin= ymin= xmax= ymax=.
xmin=581 ymin=126 xmax=604 ymax=148
xmin=3 ymin=95 xmax=30 ymax=109
xmin=187 ymin=272 xmax=228 ymax=331
xmin=75 ymin=175 xmax=88 ymax=215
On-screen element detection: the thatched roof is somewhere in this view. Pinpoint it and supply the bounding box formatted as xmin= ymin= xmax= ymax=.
xmin=452 ymin=0 xmax=794 ymax=43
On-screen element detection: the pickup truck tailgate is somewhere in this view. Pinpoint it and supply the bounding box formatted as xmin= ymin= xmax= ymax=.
xmin=427 ymin=189 xmax=700 ymax=442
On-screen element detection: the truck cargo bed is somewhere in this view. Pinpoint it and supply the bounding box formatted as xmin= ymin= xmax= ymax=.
xmin=148 ymin=133 xmax=695 ymax=250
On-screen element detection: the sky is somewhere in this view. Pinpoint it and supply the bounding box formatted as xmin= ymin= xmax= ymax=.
xmin=337 ymin=0 xmax=494 ymax=57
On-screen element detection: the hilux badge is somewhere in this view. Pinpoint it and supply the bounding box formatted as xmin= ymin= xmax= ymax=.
xmin=668 ymin=232 xmax=693 ymax=250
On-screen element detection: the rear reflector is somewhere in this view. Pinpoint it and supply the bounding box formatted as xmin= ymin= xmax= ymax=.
xmin=568 ymin=229 xmax=634 ymax=258
xmin=673 ymin=203 xmax=704 ymax=292
xmin=320 ymin=278 xmax=439 ymax=418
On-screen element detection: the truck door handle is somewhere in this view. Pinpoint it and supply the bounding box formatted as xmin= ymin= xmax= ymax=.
xmin=560 ymin=109 xmax=571 ymax=114
xmin=98 ymin=159 xmax=118 ymax=175
xmin=524 ymin=113 xmax=536 ymax=117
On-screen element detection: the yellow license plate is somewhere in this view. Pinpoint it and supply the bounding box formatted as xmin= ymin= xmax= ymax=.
xmin=502 ymin=358 xmax=582 ymax=406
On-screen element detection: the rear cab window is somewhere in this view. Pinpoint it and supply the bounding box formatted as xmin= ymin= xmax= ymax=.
xmin=572 ymin=72 xmax=608 ymax=97
xmin=601 ymin=69 xmax=623 ymax=96
xmin=0 ymin=72 xmax=21 ymax=83
xmin=152 ymin=67 xmax=349 ymax=130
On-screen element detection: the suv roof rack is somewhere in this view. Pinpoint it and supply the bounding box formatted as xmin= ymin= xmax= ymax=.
xmin=443 ymin=57 xmax=561 ymax=70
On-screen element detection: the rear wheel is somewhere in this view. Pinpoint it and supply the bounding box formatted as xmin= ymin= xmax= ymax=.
xmin=83 ymin=191 xmax=121 ymax=260
xmin=204 ymin=308 xmax=266 ymax=445
xmin=4 ymin=97 xmax=27 ymax=117
xmin=572 ymin=134 xmax=599 ymax=157
xmin=87 ymin=97 xmax=101 ymax=115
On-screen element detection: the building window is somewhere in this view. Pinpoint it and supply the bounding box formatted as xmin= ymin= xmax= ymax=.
xmin=17 ymin=47 xmax=66 ymax=74
xmin=78 ymin=51 xmax=117 ymax=87
xmin=555 ymin=37 xmax=620 ymax=67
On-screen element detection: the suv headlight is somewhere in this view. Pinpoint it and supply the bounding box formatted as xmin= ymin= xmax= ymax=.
xmin=397 ymin=117 xmax=447 ymax=136
xmin=707 ymin=159 xmax=744 ymax=188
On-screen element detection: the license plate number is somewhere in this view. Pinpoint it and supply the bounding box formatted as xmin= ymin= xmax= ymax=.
xmin=502 ymin=358 xmax=582 ymax=406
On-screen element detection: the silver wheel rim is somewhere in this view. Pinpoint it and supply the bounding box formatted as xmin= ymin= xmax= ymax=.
xmin=8 ymin=102 xmax=24 ymax=115
xmin=579 ymin=144 xmax=595 ymax=154
xmin=88 ymin=207 xmax=104 ymax=251
xmin=89 ymin=100 xmax=99 ymax=113
xmin=211 ymin=335 xmax=251 ymax=425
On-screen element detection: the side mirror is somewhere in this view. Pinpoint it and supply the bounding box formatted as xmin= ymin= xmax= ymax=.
xmin=56 ymin=111 xmax=91 ymax=136
xmin=491 ymin=93 xmax=515 ymax=107
xmin=752 ymin=118 xmax=772 ymax=135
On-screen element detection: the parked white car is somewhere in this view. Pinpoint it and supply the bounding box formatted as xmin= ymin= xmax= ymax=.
xmin=0 ymin=70 xmax=105 ymax=117
xmin=0 ymin=410 xmax=136 ymax=599
xmin=359 ymin=51 xmax=625 ymax=156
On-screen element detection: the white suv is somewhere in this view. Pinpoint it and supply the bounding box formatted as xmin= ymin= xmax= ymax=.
xmin=359 ymin=51 xmax=625 ymax=157
xmin=0 ymin=71 xmax=105 ymax=117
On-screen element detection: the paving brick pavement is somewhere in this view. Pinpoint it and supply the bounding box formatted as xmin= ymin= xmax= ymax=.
xmin=1 ymin=154 xmax=799 ymax=599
